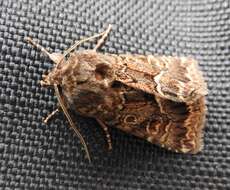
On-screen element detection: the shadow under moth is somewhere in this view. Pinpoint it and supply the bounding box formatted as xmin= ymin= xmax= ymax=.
xmin=27 ymin=25 xmax=208 ymax=162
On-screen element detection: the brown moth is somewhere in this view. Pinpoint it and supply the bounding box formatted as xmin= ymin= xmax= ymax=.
xmin=26 ymin=25 xmax=208 ymax=162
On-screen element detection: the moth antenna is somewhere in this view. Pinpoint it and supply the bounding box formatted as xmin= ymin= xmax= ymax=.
xmin=57 ymin=24 xmax=113 ymax=66
xmin=26 ymin=37 xmax=61 ymax=64
xmin=54 ymin=84 xmax=91 ymax=163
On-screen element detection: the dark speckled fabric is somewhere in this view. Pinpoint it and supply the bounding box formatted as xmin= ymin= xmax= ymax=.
xmin=0 ymin=0 xmax=230 ymax=189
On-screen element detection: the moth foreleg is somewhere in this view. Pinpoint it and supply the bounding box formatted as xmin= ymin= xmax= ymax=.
xmin=43 ymin=108 xmax=59 ymax=124
xmin=93 ymin=24 xmax=112 ymax=51
xmin=61 ymin=24 xmax=112 ymax=60
xmin=96 ymin=118 xmax=112 ymax=150
xmin=26 ymin=37 xmax=63 ymax=64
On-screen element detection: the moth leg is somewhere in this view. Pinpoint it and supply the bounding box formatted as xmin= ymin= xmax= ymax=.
xmin=96 ymin=118 xmax=112 ymax=150
xmin=93 ymin=24 xmax=112 ymax=51
xmin=43 ymin=108 xmax=59 ymax=124
xmin=59 ymin=25 xmax=112 ymax=65
xmin=26 ymin=37 xmax=51 ymax=56
xmin=26 ymin=37 xmax=63 ymax=64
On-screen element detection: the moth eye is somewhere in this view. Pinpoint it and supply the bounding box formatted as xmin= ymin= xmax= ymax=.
xmin=95 ymin=64 xmax=110 ymax=80
xmin=124 ymin=115 xmax=137 ymax=124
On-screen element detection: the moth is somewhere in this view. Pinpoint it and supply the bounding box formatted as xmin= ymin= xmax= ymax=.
xmin=27 ymin=25 xmax=208 ymax=162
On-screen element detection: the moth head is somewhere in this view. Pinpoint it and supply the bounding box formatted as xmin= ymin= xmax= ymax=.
xmin=26 ymin=36 xmax=115 ymax=120
xmin=26 ymin=38 xmax=114 ymax=88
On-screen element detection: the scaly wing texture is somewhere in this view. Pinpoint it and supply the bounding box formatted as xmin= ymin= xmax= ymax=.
xmin=153 ymin=56 xmax=208 ymax=102
xmin=114 ymin=54 xmax=208 ymax=103
xmin=111 ymin=85 xmax=206 ymax=154
xmin=110 ymin=53 xmax=207 ymax=153
xmin=58 ymin=52 xmax=207 ymax=154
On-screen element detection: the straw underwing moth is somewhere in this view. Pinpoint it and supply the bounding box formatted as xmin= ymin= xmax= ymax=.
xmin=27 ymin=25 xmax=208 ymax=162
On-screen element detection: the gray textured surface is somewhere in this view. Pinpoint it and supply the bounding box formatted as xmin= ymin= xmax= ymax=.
xmin=0 ymin=0 xmax=230 ymax=189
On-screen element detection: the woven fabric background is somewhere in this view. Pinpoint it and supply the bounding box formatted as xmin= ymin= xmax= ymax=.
xmin=0 ymin=0 xmax=230 ymax=189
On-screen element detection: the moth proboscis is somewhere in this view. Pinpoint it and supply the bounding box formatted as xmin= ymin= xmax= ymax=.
xmin=26 ymin=25 xmax=208 ymax=162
